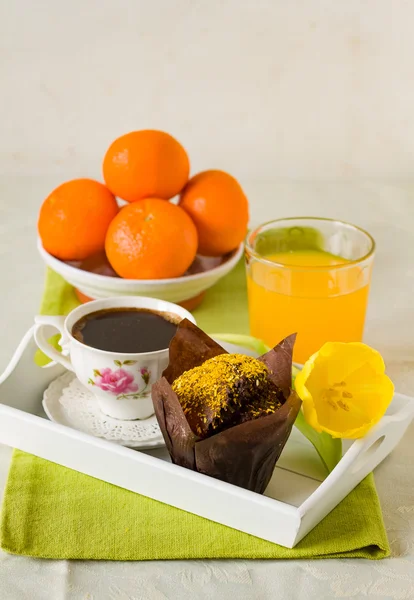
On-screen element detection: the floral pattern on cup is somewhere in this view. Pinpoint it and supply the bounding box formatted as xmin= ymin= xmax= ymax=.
xmin=87 ymin=360 xmax=151 ymax=400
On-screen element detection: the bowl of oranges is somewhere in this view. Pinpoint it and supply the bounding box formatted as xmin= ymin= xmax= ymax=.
xmin=37 ymin=130 xmax=248 ymax=309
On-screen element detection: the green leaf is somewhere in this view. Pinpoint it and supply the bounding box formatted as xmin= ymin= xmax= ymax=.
xmin=123 ymin=360 xmax=137 ymax=366
xmin=87 ymin=378 xmax=95 ymax=385
xmin=93 ymin=369 xmax=101 ymax=377
xmin=292 ymin=365 xmax=342 ymax=473
xmin=213 ymin=333 xmax=270 ymax=356
xmin=114 ymin=360 xmax=122 ymax=367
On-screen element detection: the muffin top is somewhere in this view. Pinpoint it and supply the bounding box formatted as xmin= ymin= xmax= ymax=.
xmin=172 ymin=353 xmax=284 ymax=438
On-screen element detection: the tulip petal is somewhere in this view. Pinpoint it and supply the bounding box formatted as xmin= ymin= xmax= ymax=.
xmin=294 ymin=341 xmax=394 ymax=440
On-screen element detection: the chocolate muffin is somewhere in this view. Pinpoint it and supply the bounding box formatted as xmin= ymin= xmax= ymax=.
xmin=151 ymin=319 xmax=301 ymax=493
xmin=172 ymin=354 xmax=284 ymax=438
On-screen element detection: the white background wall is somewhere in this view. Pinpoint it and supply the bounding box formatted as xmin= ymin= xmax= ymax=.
xmin=2 ymin=0 xmax=414 ymax=183
xmin=0 ymin=1 xmax=413 ymax=372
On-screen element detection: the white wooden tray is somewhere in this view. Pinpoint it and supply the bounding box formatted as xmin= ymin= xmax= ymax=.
xmin=0 ymin=327 xmax=413 ymax=548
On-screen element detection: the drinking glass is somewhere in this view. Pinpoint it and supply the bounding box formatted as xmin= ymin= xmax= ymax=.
xmin=245 ymin=217 xmax=375 ymax=363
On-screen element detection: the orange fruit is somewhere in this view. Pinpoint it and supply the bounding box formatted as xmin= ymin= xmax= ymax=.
xmin=102 ymin=130 xmax=190 ymax=202
xmin=75 ymin=288 xmax=94 ymax=304
xmin=38 ymin=178 xmax=118 ymax=261
xmin=105 ymin=198 xmax=198 ymax=279
xmin=179 ymin=170 xmax=249 ymax=256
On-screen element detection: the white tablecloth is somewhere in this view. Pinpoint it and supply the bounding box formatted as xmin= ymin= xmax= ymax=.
xmin=0 ymin=178 xmax=413 ymax=600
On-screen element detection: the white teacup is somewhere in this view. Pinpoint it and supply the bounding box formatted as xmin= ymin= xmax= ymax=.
xmin=34 ymin=296 xmax=196 ymax=420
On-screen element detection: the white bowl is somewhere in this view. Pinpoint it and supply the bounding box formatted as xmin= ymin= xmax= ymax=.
xmin=37 ymin=239 xmax=244 ymax=304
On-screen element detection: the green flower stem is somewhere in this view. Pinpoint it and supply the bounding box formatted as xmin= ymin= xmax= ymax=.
xmin=117 ymin=381 xmax=149 ymax=401
xmin=294 ymin=411 xmax=342 ymax=473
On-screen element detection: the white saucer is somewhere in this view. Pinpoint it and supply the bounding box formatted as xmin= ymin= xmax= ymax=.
xmin=42 ymin=371 xmax=165 ymax=449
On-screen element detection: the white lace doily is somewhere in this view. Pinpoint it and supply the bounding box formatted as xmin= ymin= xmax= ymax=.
xmin=42 ymin=371 xmax=165 ymax=449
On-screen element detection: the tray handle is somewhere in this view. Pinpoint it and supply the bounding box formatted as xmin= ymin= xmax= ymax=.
xmin=347 ymin=400 xmax=414 ymax=476
xmin=298 ymin=397 xmax=414 ymax=520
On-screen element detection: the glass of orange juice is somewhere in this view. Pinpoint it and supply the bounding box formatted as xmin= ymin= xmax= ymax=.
xmin=245 ymin=217 xmax=375 ymax=363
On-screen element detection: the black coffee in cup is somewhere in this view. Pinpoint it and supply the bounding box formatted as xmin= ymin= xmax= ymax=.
xmin=72 ymin=308 xmax=179 ymax=353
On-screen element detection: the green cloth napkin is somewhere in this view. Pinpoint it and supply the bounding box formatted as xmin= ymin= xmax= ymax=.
xmin=1 ymin=450 xmax=388 ymax=560
xmin=0 ymin=262 xmax=390 ymax=560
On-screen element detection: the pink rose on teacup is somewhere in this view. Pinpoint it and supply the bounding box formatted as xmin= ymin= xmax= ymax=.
xmin=94 ymin=368 xmax=139 ymax=396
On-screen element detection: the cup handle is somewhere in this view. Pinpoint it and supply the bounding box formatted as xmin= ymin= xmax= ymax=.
xmin=34 ymin=315 xmax=74 ymax=372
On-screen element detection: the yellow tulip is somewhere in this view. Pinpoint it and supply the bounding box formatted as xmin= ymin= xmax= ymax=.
xmin=295 ymin=342 xmax=394 ymax=439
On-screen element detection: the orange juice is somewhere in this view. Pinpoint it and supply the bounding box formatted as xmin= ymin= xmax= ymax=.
xmin=247 ymin=250 xmax=371 ymax=363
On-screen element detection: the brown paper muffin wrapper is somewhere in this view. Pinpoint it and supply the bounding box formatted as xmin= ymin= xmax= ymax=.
xmin=152 ymin=320 xmax=301 ymax=494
